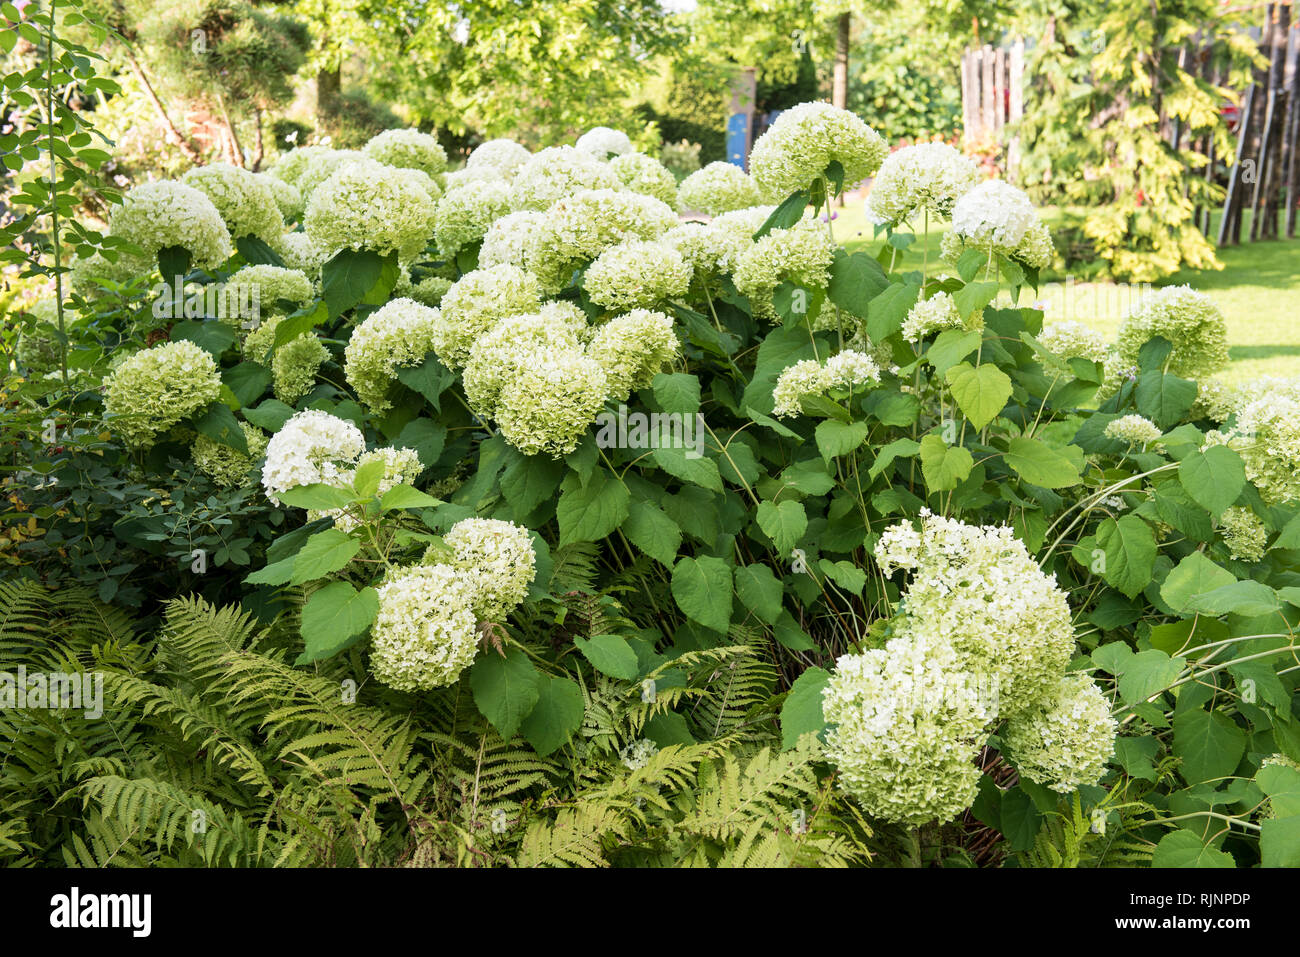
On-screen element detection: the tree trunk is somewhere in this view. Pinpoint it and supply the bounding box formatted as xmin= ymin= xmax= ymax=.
xmin=831 ymin=13 xmax=850 ymax=111
xmin=317 ymin=66 xmax=341 ymax=123
xmin=251 ymin=106 xmax=264 ymax=172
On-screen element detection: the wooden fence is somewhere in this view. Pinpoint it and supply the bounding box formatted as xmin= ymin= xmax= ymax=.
xmin=959 ymin=41 xmax=1025 ymax=176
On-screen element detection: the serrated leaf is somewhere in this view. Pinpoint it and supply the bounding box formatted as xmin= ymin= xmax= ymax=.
xmin=946 ymin=361 xmax=1012 ymax=430
xmin=780 ymin=666 xmax=830 ymax=750
xmin=574 ymin=634 xmax=640 ymax=680
xmin=471 ymin=648 xmax=542 ymax=740
xmin=671 ymin=555 xmax=733 ymax=632
xmin=519 ymin=676 xmax=585 ymax=756
xmin=296 ymin=583 xmax=378 ymax=663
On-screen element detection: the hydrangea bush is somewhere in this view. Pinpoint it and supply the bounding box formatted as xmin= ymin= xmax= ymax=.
xmin=15 ymin=103 xmax=1300 ymax=870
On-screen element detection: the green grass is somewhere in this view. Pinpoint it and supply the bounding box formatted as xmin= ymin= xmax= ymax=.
xmin=833 ymin=195 xmax=1300 ymax=384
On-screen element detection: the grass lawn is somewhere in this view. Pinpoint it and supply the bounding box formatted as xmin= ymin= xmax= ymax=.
xmin=833 ymin=194 xmax=1300 ymax=384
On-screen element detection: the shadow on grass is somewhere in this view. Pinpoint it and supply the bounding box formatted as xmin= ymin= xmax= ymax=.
xmin=1228 ymin=344 xmax=1300 ymax=360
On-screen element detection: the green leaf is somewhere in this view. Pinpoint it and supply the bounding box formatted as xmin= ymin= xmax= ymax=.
xmin=244 ymin=555 xmax=297 ymax=586
xmin=621 ymin=501 xmax=681 ymax=568
xmin=574 ymin=634 xmax=640 ymax=680
xmin=519 ymin=676 xmax=585 ymax=756
xmin=752 ymin=189 xmax=809 ymax=239
xmin=1173 ymin=708 xmax=1246 ymax=785
xmin=321 ymin=247 xmax=393 ymax=318
xmin=734 ymin=563 xmax=783 ymax=624
xmin=1261 ymin=816 xmax=1300 ymax=867
xmin=296 ymin=583 xmax=378 ymax=664
xmin=952 ymin=280 xmax=999 ymax=320
xmin=1187 ymin=580 xmax=1279 ymax=618
xmin=946 ymin=362 xmax=1012 ymax=430
xmin=1161 ymin=552 xmax=1236 ymax=614
xmin=224 ymin=361 xmax=272 ymax=407
xmin=172 ymin=319 xmax=236 ymax=357
xmin=865 ymin=279 xmax=921 ymax=342
xmin=380 ymin=485 xmax=442 ymax=511
xmin=1152 ymin=830 xmax=1235 ymax=868
xmin=352 ymin=457 xmax=387 ymax=499
xmin=1095 ymin=515 xmax=1157 ymax=598
xmin=190 ymin=401 xmax=248 ymax=453
xmin=819 ymin=559 xmax=866 ymax=593
xmin=651 ymin=446 xmax=722 ymax=491
xmin=827 ymin=249 xmax=889 ymax=317
xmin=1135 ymin=370 xmax=1197 ymax=430
xmin=756 ymin=499 xmax=807 ymax=553
xmin=774 ymin=612 xmax=815 ymax=650
xmin=671 ymin=555 xmax=734 ymax=633
xmin=500 ymin=450 xmax=563 ymax=516
xmin=926 ymin=328 xmax=982 ymax=376
xmin=1004 ymin=436 xmax=1082 ymax=488
xmin=1179 ymin=445 xmax=1246 ymax=517
xmin=271 ymin=301 xmax=327 ymax=349
xmin=651 ymin=372 xmax=701 ymax=413
xmin=1258 ymin=764 xmax=1300 ymax=818
xmin=395 ymin=418 xmax=446 ymax=467
xmin=395 ymin=352 xmax=456 ymax=410
xmin=780 ymin=666 xmax=830 ymax=750
xmin=242 ymin=399 xmax=295 ymax=433
xmin=235 ymin=235 xmax=285 ymax=267
xmin=289 ymin=528 xmax=360 ymax=584
xmin=470 ymin=648 xmax=542 ymax=740
xmin=1118 ymin=649 xmax=1184 ymax=705
xmin=815 ymin=419 xmax=868 ymax=462
xmin=999 ymin=788 xmax=1042 ymax=852
xmin=864 ymin=390 xmax=920 ymax=427
xmin=157 ymin=244 xmax=191 ymax=282
xmin=557 ymin=470 xmax=630 ymax=546
xmin=275 ymin=483 xmax=355 ymax=512
xmin=919 ymin=434 xmax=973 ymax=491
xmin=869 ymin=437 xmax=921 ymax=480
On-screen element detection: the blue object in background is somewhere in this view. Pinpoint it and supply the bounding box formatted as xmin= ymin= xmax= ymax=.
xmin=726 ymin=112 xmax=748 ymax=169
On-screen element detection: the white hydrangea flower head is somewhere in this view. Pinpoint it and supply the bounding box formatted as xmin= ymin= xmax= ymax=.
xmin=433 ymin=265 xmax=542 ymax=369
xmin=822 ymin=633 xmax=993 ymax=825
xmin=466 ymin=138 xmax=532 ymax=174
xmin=609 ymin=152 xmax=679 ymax=208
xmin=227 ymin=264 xmax=314 ymax=316
xmin=1219 ymin=506 xmax=1267 ymax=562
xmin=677 ymin=161 xmax=762 ymax=215
xmin=529 ymin=188 xmax=679 ymax=292
xmin=397 ymin=274 xmax=454 ymax=308
xmin=734 ymin=219 xmax=836 ymax=314
xmin=273 ymin=231 xmax=330 ymax=277
xmin=182 ymin=162 xmax=285 ymax=243
xmin=101 ymin=340 xmax=222 ymax=448
xmin=269 ymin=145 xmax=333 ymax=186
xmin=494 ymin=350 xmax=610 ymax=457
xmin=866 ymin=142 xmax=980 ymax=226
xmin=1228 ymin=393 xmax=1300 ymax=504
xmin=1003 ymin=673 xmax=1116 ymax=793
xmin=874 ymin=510 xmax=1077 ymax=716
xmin=108 ymin=180 xmax=232 ymax=270
xmin=191 ymin=422 xmax=268 ymax=488
xmin=445 ymin=517 xmax=537 ymax=620
xmin=294 ymin=148 xmax=365 ymax=200
xmin=479 ymin=210 xmax=547 ymax=271
xmin=261 ymin=409 xmax=365 ymax=505
xmin=583 ymin=240 xmax=691 ymax=311
xmin=1016 ymin=220 xmax=1055 ymax=269
xmin=951 ymin=179 xmax=1038 ymax=251
xmin=1104 ymin=414 xmax=1163 ymax=446
xmin=587 ymin=308 xmax=680 ymax=399
xmin=902 ymin=292 xmax=963 ymax=342
xmin=823 ymin=350 xmax=881 ymax=389
xmin=271 ymin=332 xmax=329 ymax=404
xmin=442 ymin=166 xmax=506 ymax=192
xmin=575 ymin=126 xmax=634 ymax=160
xmin=772 ymin=359 xmax=831 ymax=419
xmin=1038 ymin=320 xmax=1110 ymax=363
xmin=462 ymin=303 xmax=590 ymax=416
xmin=511 ymin=145 xmax=622 ymax=212
xmin=748 ymin=102 xmax=888 ymax=201
xmin=663 ymin=205 xmax=772 ymax=275
xmin=364 ymin=128 xmax=448 ymax=176
xmin=620 ymin=738 xmax=659 ymax=771
xmin=254 ymin=172 xmax=304 ymax=225
xmin=344 ymin=297 xmax=443 ymax=413
xmin=305 ymin=157 xmax=438 ymax=260
xmin=370 ymin=563 xmax=480 ymax=692
xmin=1116 ymin=285 xmax=1229 ymax=382
xmin=434 ymin=178 xmax=513 ymax=256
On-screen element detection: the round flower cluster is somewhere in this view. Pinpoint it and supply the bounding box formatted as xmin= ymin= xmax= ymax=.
xmin=261 ymin=409 xmax=365 ymax=505
xmin=747 ymin=102 xmax=888 ymax=201
xmin=734 ymin=220 xmax=837 ymax=314
xmin=434 ymin=179 xmax=513 ymax=256
xmin=822 ymin=633 xmax=992 ymax=825
xmin=1038 ymin=320 xmax=1111 ymax=363
xmin=102 ymin=340 xmax=222 ymax=448
xmin=395 ymin=273 xmax=454 ymax=308
xmin=610 ymin=152 xmax=679 ymax=208
xmin=433 ymin=265 xmax=542 ymax=369
xmin=901 ymin=292 xmax=963 ymax=342
xmin=294 ymin=149 xmax=365 ymax=201
xmin=1219 ymin=506 xmax=1268 ymax=563
xmin=529 ymin=189 xmax=678 ymax=291
xmin=191 ymin=422 xmax=268 ymax=487
xmin=586 ymin=309 xmax=680 ymax=398
xmin=1116 ymin=285 xmax=1229 ymax=382
xmin=304 ymin=157 xmax=438 ymax=260
xmin=271 ymin=332 xmax=328 ymax=404
xmin=575 ymin=126 xmax=634 ymax=159
xmin=866 ymin=142 xmax=980 ymax=226
xmin=364 ymin=128 xmax=448 ymax=177
xmin=494 ymin=351 xmax=610 ymax=457
xmin=583 ymin=240 xmax=692 ymax=311
xmin=270 ymin=145 xmax=333 ymax=186
xmin=479 ymin=210 xmax=547 ymax=270
xmin=256 ymin=173 xmax=304 ymax=224
xmin=951 ymin=179 xmax=1038 ymax=252
xmin=273 ymin=231 xmax=330 ymax=277
xmin=873 ymin=510 xmax=1076 ymax=716
xmin=227 ymin=265 xmax=314 ymax=316
xmin=344 ymin=298 xmax=442 ymax=413
xmin=1104 ymin=414 xmax=1162 ymax=447
xmin=619 ymin=738 xmax=660 ymax=771
xmin=664 ymin=206 xmax=771 ymax=275
xmin=772 ymin=350 xmax=880 ymax=418
xmin=511 ymin=146 xmax=622 ymax=212
xmin=1002 ymin=674 xmax=1117 ymax=793
xmin=442 ymin=166 xmax=504 ymax=191
xmin=466 ymin=138 xmax=532 ymax=174
xmin=462 ymin=303 xmax=589 ymax=415
xmin=445 ymin=518 xmax=537 ymax=621
xmin=108 ymin=180 xmax=232 ymax=270
xmin=182 ymin=163 xmax=284 ymax=242
xmin=1224 ymin=394 xmax=1300 ymax=504
xmin=677 ymin=161 xmax=762 ymax=215
xmin=369 ymin=564 xmax=480 ymax=692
